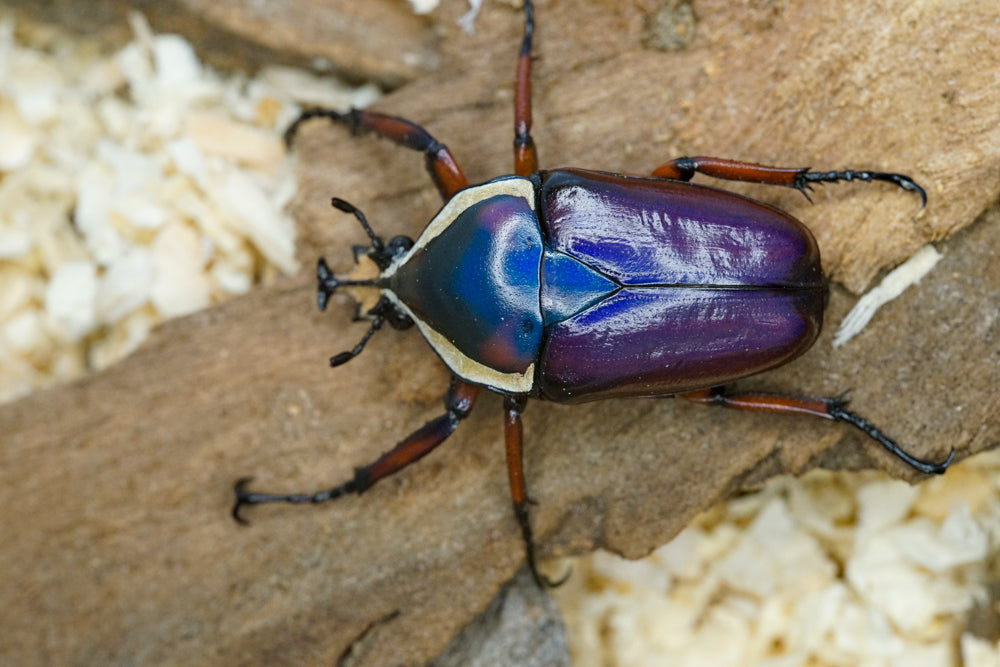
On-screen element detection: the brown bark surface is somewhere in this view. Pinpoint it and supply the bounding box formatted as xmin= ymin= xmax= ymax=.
xmin=3 ymin=0 xmax=439 ymax=86
xmin=2 ymin=1 xmax=999 ymax=665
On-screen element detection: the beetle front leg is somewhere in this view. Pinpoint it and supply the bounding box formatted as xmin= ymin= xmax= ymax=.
xmin=232 ymin=379 xmax=479 ymax=522
xmin=513 ymin=0 xmax=538 ymax=176
xmin=651 ymin=156 xmax=926 ymax=207
xmin=681 ymin=387 xmax=953 ymax=474
xmin=285 ymin=107 xmax=469 ymax=200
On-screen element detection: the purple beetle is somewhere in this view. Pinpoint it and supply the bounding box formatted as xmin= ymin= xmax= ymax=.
xmin=234 ymin=0 xmax=952 ymax=586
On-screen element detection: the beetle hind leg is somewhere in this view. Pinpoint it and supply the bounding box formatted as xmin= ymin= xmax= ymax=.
xmin=681 ymin=387 xmax=953 ymax=474
xmin=232 ymin=379 xmax=479 ymax=523
xmin=651 ymin=157 xmax=926 ymax=207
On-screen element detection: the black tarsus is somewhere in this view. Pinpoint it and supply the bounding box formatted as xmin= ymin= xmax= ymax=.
xmin=232 ymin=475 xmax=360 ymax=525
xmin=794 ymin=169 xmax=928 ymax=208
xmin=521 ymin=0 xmax=534 ymax=58
xmin=825 ymin=397 xmax=954 ymax=474
xmin=284 ymin=107 xmax=347 ymax=148
xmin=513 ymin=499 xmax=572 ymax=589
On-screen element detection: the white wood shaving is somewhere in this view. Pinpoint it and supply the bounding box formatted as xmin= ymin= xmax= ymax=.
xmin=833 ymin=245 xmax=942 ymax=348
xmin=0 ymin=12 xmax=373 ymax=403
xmin=408 ymin=0 xmax=485 ymax=33
xmin=551 ymin=452 xmax=1000 ymax=666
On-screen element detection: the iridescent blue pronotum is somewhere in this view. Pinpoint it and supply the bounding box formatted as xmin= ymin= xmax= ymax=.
xmin=233 ymin=0 xmax=953 ymax=586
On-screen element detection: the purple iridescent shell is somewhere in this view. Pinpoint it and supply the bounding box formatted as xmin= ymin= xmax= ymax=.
xmin=535 ymin=169 xmax=826 ymax=402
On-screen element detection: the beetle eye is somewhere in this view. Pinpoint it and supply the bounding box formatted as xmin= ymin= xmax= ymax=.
xmin=367 ymin=295 xmax=414 ymax=331
xmin=385 ymin=235 xmax=414 ymax=258
xmin=385 ymin=308 xmax=414 ymax=330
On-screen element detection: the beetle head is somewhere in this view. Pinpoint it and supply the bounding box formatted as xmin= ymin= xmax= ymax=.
xmin=316 ymin=198 xmax=415 ymax=368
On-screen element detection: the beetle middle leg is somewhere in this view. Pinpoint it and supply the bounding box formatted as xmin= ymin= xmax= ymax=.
xmin=503 ymin=395 xmax=567 ymax=588
xmin=513 ymin=0 xmax=538 ymax=176
xmin=232 ymin=379 xmax=479 ymax=522
xmin=651 ymin=156 xmax=927 ymax=206
xmin=285 ymin=107 xmax=469 ymax=200
xmin=681 ymin=387 xmax=953 ymax=474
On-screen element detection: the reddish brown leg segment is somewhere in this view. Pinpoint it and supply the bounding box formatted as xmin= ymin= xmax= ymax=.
xmin=232 ymin=379 xmax=479 ymax=522
xmin=285 ymin=107 xmax=469 ymax=200
xmin=503 ymin=396 xmax=538 ymax=582
xmin=682 ymin=387 xmax=952 ymax=474
xmin=653 ymin=157 xmax=805 ymax=185
xmin=504 ymin=396 xmax=529 ymax=507
xmin=513 ymin=0 xmax=538 ymax=176
xmin=652 ymin=156 xmax=926 ymax=206
xmin=503 ymin=395 xmax=565 ymax=588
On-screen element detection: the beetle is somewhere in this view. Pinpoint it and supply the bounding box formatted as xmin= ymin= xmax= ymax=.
xmin=233 ymin=0 xmax=953 ymax=586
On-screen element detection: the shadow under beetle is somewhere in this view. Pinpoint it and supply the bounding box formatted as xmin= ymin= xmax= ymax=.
xmin=234 ymin=0 xmax=953 ymax=587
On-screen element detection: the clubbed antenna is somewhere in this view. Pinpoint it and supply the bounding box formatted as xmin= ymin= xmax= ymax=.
xmin=315 ymin=257 xmax=377 ymax=311
xmin=314 ymin=259 xmax=384 ymax=367
xmin=331 ymin=197 xmax=384 ymax=252
xmin=329 ymin=316 xmax=384 ymax=367
xmin=315 ymin=198 xmax=403 ymax=366
xmin=315 ymin=197 xmax=387 ymax=311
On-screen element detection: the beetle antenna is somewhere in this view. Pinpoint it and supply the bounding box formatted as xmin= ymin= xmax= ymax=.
xmin=331 ymin=197 xmax=384 ymax=251
xmin=330 ymin=316 xmax=384 ymax=367
xmin=316 ymin=257 xmax=377 ymax=311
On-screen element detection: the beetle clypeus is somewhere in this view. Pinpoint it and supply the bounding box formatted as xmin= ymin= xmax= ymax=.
xmin=233 ymin=0 xmax=953 ymax=586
